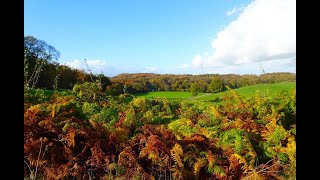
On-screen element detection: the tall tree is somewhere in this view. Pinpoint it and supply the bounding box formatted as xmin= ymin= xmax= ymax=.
xmin=208 ymin=77 xmax=225 ymax=93
xmin=24 ymin=36 xmax=60 ymax=89
xmin=190 ymin=82 xmax=200 ymax=96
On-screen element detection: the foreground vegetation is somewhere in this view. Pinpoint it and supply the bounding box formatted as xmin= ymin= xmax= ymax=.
xmin=24 ymin=82 xmax=296 ymax=179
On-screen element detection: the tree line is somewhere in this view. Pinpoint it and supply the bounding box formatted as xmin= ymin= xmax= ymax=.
xmin=109 ymin=72 xmax=295 ymax=95
xmin=25 ymin=35 xmax=296 ymax=95
xmin=24 ymin=36 xmax=111 ymax=91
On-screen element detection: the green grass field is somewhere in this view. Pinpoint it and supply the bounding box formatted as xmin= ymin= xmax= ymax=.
xmin=134 ymin=82 xmax=296 ymax=102
xmin=35 ymin=82 xmax=295 ymax=103
xmin=197 ymin=81 xmax=295 ymax=101
xmin=134 ymin=91 xmax=206 ymax=100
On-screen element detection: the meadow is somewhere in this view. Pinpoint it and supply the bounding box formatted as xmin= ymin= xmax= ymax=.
xmin=134 ymin=82 xmax=296 ymax=103
xmin=135 ymin=91 xmax=206 ymax=99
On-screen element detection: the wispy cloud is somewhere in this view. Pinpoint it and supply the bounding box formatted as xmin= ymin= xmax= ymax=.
xmin=226 ymin=6 xmax=244 ymax=16
xmin=65 ymin=59 xmax=83 ymax=70
xmin=64 ymin=59 xmax=161 ymax=77
xmin=86 ymin=60 xmax=106 ymax=68
xmin=142 ymin=66 xmax=159 ymax=73
xmin=65 ymin=59 xmax=107 ymax=74
xmin=192 ymin=0 xmax=296 ymax=74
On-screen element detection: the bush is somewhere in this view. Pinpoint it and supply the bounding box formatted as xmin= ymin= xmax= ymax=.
xmin=24 ymin=88 xmax=49 ymax=104
xmin=73 ymin=82 xmax=102 ymax=102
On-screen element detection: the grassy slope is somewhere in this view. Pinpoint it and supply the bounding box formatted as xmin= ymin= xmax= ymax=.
xmin=135 ymin=82 xmax=296 ymax=102
xmin=135 ymin=91 xmax=206 ymax=99
xmin=196 ymin=81 xmax=296 ymax=101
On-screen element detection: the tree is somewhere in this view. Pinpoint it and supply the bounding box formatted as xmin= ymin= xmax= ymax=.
xmin=190 ymin=82 xmax=200 ymax=96
xmin=24 ymin=36 xmax=60 ymax=89
xmin=197 ymin=80 xmax=207 ymax=93
xmin=93 ymin=73 xmax=112 ymax=91
xmin=181 ymin=79 xmax=189 ymax=92
xmin=58 ymin=65 xmax=76 ymax=89
xmin=208 ymin=77 xmax=225 ymax=93
xmin=106 ymin=82 xmax=124 ymax=96
xmin=75 ymin=69 xmax=90 ymax=84
xmin=171 ymin=80 xmax=180 ymax=91
xmin=36 ymin=63 xmax=57 ymax=89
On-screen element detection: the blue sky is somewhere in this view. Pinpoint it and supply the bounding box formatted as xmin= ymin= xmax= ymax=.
xmin=25 ymin=0 xmax=296 ymax=77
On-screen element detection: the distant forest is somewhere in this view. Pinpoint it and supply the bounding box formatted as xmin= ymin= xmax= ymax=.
xmin=25 ymin=36 xmax=295 ymax=95
xmin=107 ymin=72 xmax=295 ymax=95
xmin=33 ymin=61 xmax=295 ymax=95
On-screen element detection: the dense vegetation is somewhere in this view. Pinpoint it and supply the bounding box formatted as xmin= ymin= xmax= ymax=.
xmin=110 ymin=72 xmax=295 ymax=94
xmin=24 ymin=82 xmax=296 ymax=179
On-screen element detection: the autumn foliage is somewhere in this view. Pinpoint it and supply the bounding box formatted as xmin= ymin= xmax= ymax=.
xmin=24 ymin=87 xmax=296 ymax=179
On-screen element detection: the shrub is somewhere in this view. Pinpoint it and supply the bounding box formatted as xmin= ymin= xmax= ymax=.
xmin=73 ymin=82 xmax=102 ymax=102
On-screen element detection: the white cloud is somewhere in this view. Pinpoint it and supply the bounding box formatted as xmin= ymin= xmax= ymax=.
xmin=226 ymin=7 xmax=237 ymax=16
xmin=87 ymin=60 xmax=106 ymax=68
xmin=65 ymin=59 xmax=107 ymax=74
xmin=142 ymin=66 xmax=158 ymax=73
xmin=65 ymin=59 xmax=83 ymax=70
xmin=204 ymin=57 xmax=296 ymax=75
xmin=226 ymin=6 xmax=244 ymax=16
xmin=64 ymin=59 xmax=160 ymax=77
xmin=193 ymin=0 xmax=296 ymax=74
xmin=191 ymin=54 xmax=203 ymax=68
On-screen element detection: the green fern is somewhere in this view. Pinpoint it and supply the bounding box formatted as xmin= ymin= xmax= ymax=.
xmin=262 ymin=120 xmax=287 ymax=146
xmin=168 ymin=118 xmax=197 ymax=139
xmin=213 ymin=165 xmax=226 ymax=178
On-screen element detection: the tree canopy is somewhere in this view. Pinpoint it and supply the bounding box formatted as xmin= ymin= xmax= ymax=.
xmin=24 ymin=36 xmax=60 ymax=89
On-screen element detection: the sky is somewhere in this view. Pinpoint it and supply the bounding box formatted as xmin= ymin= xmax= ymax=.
xmin=24 ymin=0 xmax=296 ymax=77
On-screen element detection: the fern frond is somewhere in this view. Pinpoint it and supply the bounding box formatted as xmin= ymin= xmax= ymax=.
xmin=171 ymin=143 xmax=184 ymax=169
xmin=64 ymin=130 xmax=75 ymax=147
xmin=207 ymin=150 xmax=215 ymax=170
xmin=139 ymin=145 xmax=160 ymax=164
xmin=242 ymin=170 xmax=266 ymax=180
xmin=234 ymin=134 xmax=244 ymax=154
xmin=213 ymin=165 xmax=226 ymax=178
xmin=199 ymin=127 xmax=217 ymax=138
xmin=51 ymin=104 xmax=56 ymax=118
xmin=285 ymin=136 xmax=296 ymax=163
xmin=118 ymin=150 xmax=136 ymax=167
xmin=243 ymin=135 xmax=257 ymax=167
xmin=168 ymin=118 xmax=196 ymax=138
xmin=262 ymin=120 xmax=287 ymax=145
xmin=172 ymin=166 xmax=183 ymax=180
xmin=230 ymin=153 xmax=253 ymax=173
xmin=193 ymin=158 xmax=206 ymax=176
